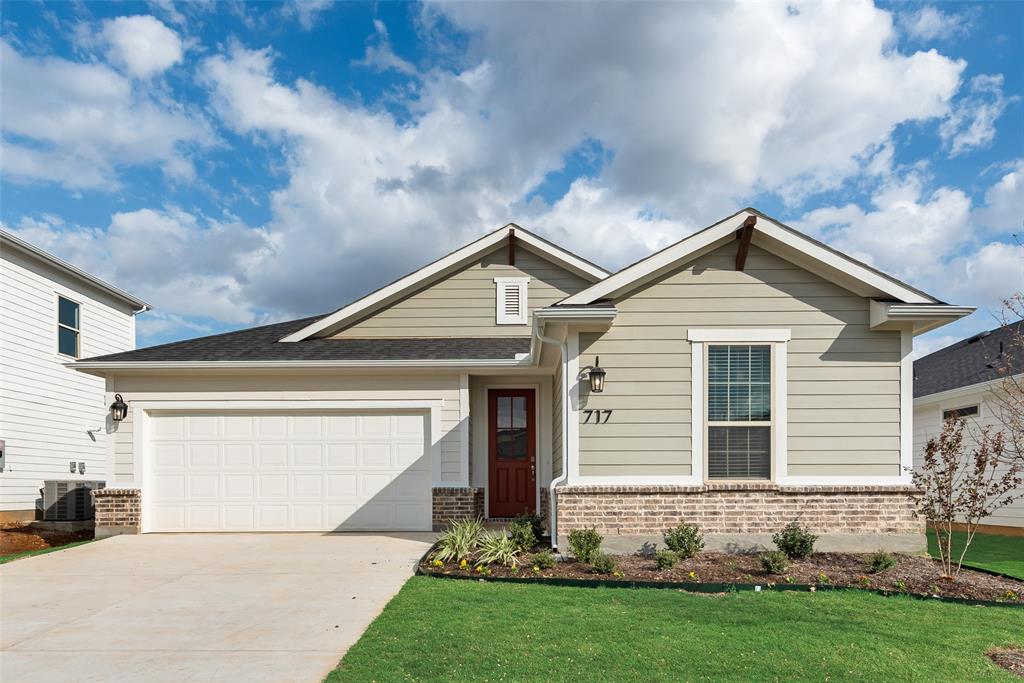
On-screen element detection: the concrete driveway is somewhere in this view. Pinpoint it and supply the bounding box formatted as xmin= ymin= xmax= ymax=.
xmin=0 ymin=533 xmax=434 ymax=683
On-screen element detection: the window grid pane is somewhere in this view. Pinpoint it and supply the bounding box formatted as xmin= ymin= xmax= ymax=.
xmin=707 ymin=344 xmax=771 ymax=480
xmin=58 ymin=297 xmax=79 ymax=329
xmin=58 ymin=326 xmax=79 ymax=357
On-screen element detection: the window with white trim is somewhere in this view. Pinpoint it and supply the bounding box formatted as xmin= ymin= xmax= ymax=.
xmin=494 ymin=277 xmax=529 ymax=325
xmin=706 ymin=344 xmax=771 ymax=479
xmin=57 ymin=295 xmax=80 ymax=358
xmin=943 ymin=404 xmax=979 ymax=421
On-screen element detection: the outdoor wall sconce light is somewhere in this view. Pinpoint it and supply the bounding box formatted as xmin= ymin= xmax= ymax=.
xmin=588 ymin=357 xmax=606 ymax=393
xmin=109 ymin=394 xmax=128 ymax=422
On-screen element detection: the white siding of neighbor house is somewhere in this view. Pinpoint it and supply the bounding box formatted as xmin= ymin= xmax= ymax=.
xmin=0 ymin=245 xmax=137 ymax=513
xmin=105 ymin=373 xmax=466 ymax=486
xmin=331 ymin=244 xmax=590 ymax=338
xmin=914 ymin=387 xmax=1024 ymax=529
xmin=578 ymin=243 xmax=903 ymax=479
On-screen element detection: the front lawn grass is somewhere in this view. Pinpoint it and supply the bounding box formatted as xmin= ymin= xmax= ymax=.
xmin=0 ymin=539 xmax=95 ymax=565
xmin=328 ymin=576 xmax=1023 ymax=682
xmin=927 ymin=529 xmax=1024 ymax=579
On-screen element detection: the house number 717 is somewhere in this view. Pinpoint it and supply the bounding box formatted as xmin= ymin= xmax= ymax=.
xmin=583 ymin=409 xmax=613 ymax=424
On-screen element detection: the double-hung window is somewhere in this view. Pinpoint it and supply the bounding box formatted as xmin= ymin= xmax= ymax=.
xmin=706 ymin=344 xmax=771 ymax=479
xmin=57 ymin=296 xmax=80 ymax=358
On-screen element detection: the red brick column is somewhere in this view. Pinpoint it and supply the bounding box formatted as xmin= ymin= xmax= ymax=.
xmin=432 ymin=487 xmax=484 ymax=529
xmin=92 ymin=488 xmax=141 ymax=538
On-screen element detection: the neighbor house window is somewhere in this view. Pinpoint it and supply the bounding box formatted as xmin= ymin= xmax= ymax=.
xmin=943 ymin=404 xmax=979 ymax=421
xmin=57 ymin=296 xmax=80 ymax=358
xmin=494 ymin=277 xmax=529 ymax=325
xmin=707 ymin=344 xmax=771 ymax=479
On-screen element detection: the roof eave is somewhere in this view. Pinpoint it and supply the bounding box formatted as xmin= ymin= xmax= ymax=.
xmin=70 ymin=356 xmax=534 ymax=375
xmin=870 ymin=302 xmax=976 ymax=336
xmin=1 ymin=229 xmax=151 ymax=311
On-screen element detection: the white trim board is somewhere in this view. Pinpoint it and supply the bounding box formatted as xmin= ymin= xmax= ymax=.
xmin=280 ymin=224 xmax=609 ymax=342
xmin=559 ymin=208 xmax=944 ymax=307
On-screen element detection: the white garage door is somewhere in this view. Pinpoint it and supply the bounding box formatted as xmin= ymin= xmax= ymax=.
xmin=148 ymin=411 xmax=431 ymax=532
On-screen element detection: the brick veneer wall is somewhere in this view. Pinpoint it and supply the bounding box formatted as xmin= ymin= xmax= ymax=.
xmin=92 ymin=488 xmax=141 ymax=537
xmin=432 ymin=487 xmax=484 ymax=528
xmin=556 ymin=483 xmax=922 ymax=536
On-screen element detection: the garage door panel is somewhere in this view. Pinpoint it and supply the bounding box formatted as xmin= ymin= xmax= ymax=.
xmin=189 ymin=444 xmax=219 ymax=468
xmin=257 ymin=415 xmax=289 ymax=438
xmin=293 ymin=444 xmax=324 ymax=467
xmin=150 ymin=411 xmax=431 ymax=532
xmin=258 ymin=444 xmax=288 ymax=468
xmin=223 ymin=444 xmax=254 ymax=468
xmin=326 ymin=444 xmax=357 ymax=467
xmin=258 ymin=473 xmax=289 ymax=497
xmin=154 ymin=444 xmax=186 ymax=468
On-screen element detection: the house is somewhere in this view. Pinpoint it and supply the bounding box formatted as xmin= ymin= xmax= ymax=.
xmin=0 ymin=228 xmax=149 ymax=523
xmin=72 ymin=208 xmax=973 ymax=551
xmin=914 ymin=322 xmax=1024 ymax=535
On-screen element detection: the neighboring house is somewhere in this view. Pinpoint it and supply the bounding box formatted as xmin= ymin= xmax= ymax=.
xmin=913 ymin=322 xmax=1024 ymax=535
xmin=73 ymin=208 xmax=973 ymax=551
xmin=0 ymin=229 xmax=149 ymax=522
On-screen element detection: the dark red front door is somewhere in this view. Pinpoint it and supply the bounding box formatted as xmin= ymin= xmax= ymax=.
xmin=488 ymin=389 xmax=536 ymax=518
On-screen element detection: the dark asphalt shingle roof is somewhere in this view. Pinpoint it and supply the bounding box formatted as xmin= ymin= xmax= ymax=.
xmin=80 ymin=315 xmax=531 ymax=363
xmin=914 ymin=321 xmax=1023 ymax=398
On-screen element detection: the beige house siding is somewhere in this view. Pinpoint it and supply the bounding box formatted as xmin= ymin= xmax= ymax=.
xmin=105 ymin=373 xmax=464 ymax=484
xmin=914 ymin=388 xmax=1024 ymax=529
xmin=332 ymin=245 xmax=590 ymax=338
xmin=578 ymin=243 xmax=902 ymax=478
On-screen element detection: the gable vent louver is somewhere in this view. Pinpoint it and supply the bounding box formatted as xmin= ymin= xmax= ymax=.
xmin=495 ymin=277 xmax=529 ymax=325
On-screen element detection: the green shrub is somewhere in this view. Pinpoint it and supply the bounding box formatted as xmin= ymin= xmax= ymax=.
xmin=591 ymin=552 xmax=617 ymax=574
xmin=433 ymin=517 xmax=484 ymax=562
xmin=568 ymin=527 xmax=603 ymax=563
xmin=654 ymin=549 xmax=677 ymax=570
xmin=663 ymin=523 xmax=704 ymax=559
xmin=865 ymin=549 xmax=897 ymax=574
xmin=759 ymin=550 xmax=789 ymax=575
xmin=514 ymin=512 xmax=545 ymax=540
xmin=508 ymin=519 xmax=537 ymax=551
xmin=532 ymin=549 xmax=556 ymax=570
xmin=772 ymin=522 xmax=817 ymax=559
xmin=477 ymin=531 xmax=522 ymax=567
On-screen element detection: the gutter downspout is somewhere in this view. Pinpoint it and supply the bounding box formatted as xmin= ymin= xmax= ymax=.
xmin=535 ymin=324 xmax=569 ymax=549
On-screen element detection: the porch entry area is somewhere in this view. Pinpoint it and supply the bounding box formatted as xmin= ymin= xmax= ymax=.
xmin=487 ymin=388 xmax=536 ymax=518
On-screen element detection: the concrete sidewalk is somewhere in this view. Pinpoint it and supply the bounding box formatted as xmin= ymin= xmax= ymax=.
xmin=0 ymin=532 xmax=434 ymax=683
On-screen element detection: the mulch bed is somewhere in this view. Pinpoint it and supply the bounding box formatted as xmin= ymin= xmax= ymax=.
xmin=0 ymin=523 xmax=93 ymax=558
xmin=422 ymin=549 xmax=1024 ymax=604
xmin=988 ymin=648 xmax=1024 ymax=678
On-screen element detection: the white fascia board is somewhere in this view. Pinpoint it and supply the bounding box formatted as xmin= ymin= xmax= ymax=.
xmin=559 ymin=212 xmax=748 ymax=305
xmin=280 ymin=228 xmax=510 ymax=341
xmin=1 ymin=228 xmax=151 ymax=311
xmin=70 ymin=357 xmax=532 ymax=373
xmin=562 ymin=208 xmax=945 ymax=306
xmin=533 ymin=307 xmax=618 ymax=321
xmin=513 ymin=230 xmax=610 ymax=281
xmin=913 ymin=372 xmax=1024 ymax=407
xmin=870 ymin=301 xmax=976 ymax=335
xmin=280 ymin=224 xmax=609 ymax=342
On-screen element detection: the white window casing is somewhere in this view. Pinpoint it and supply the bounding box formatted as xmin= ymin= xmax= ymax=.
xmin=688 ymin=329 xmax=788 ymax=484
xmin=494 ymin=277 xmax=529 ymax=325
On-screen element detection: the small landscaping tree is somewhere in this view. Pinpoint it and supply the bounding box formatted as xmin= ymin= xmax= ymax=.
xmin=911 ymin=417 xmax=1023 ymax=578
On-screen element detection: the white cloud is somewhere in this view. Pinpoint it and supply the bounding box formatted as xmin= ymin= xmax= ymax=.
xmin=7 ymin=208 xmax=272 ymax=325
xmin=974 ymin=160 xmax=1024 ymax=234
xmin=940 ymin=74 xmax=1013 ymax=157
xmin=0 ymin=39 xmax=212 ymax=189
xmin=101 ymin=15 xmax=183 ymax=78
xmin=795 ymin=168 xmax=1024 ymax=345
xmin=354 ymin=20 xmax=417 ymax=76
xmin=899 ymin=6 xmax=973 ymax=42
xmin=284 ymin=0 xmax=333 ymax=31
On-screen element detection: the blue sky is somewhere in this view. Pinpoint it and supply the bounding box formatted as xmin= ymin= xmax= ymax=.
xmin=1 ymin=1 xmax=1021 ymax=356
